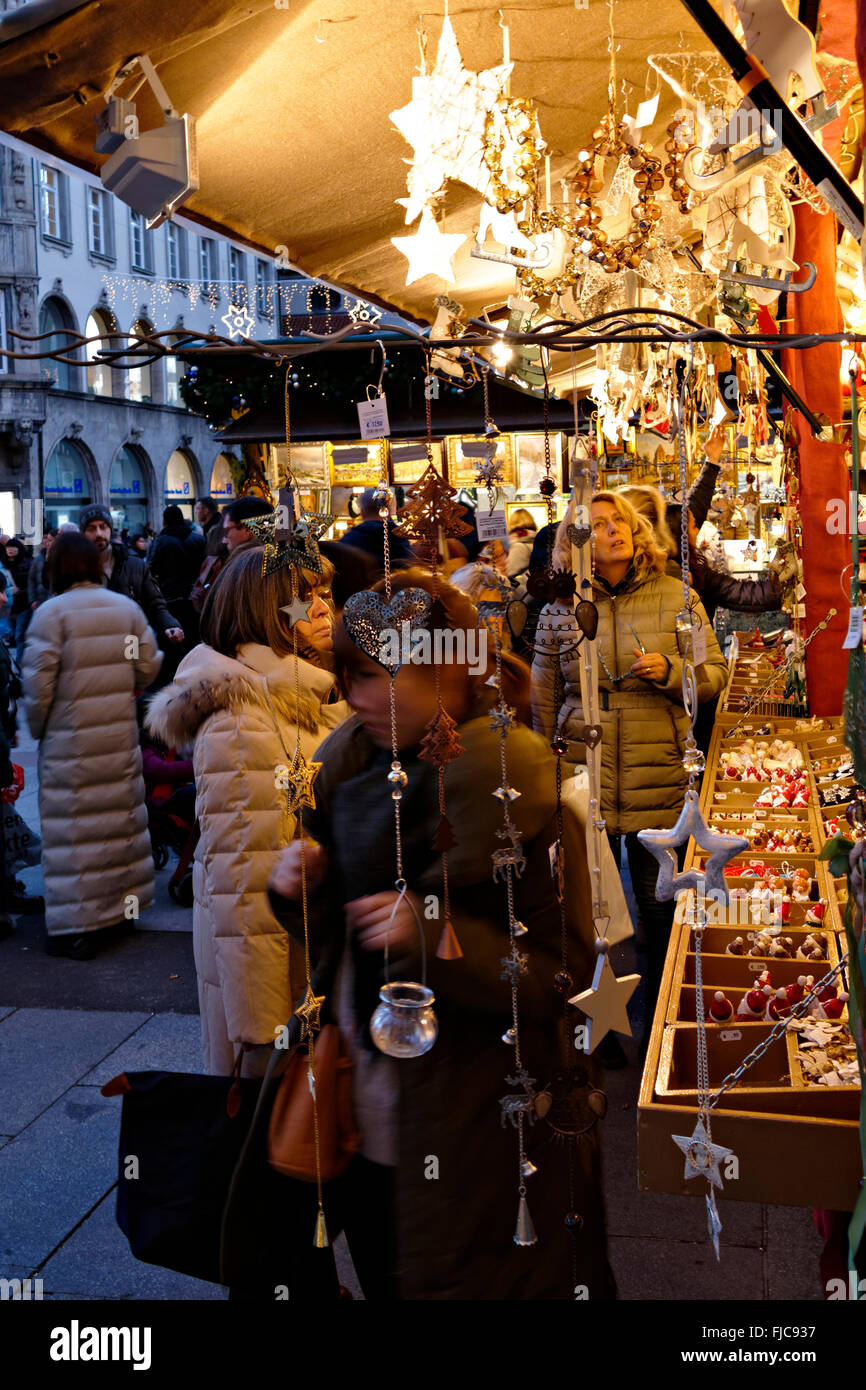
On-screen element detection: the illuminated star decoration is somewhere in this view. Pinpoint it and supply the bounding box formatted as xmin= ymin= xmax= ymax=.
xmin=284 ymin=748 xmax=322 ymax=817
xmin=281 ymin=593 xmax=314 ymax=626
xmin=636 ymin=789 xmax=750 ymax=902
xmin=246 ymin=507 xmax=333 ymax=577
xmin=294 ymin=984 xmax=326 ymax=1041
xmin=220 ymin=302 xmax=255 ymax=339
xmin=672 ymin=1117 xmax=733 ymax=1192
xmin=569 ymin=953 xmax=640 ymax=1051
xmin=391 ymin=207 xmax=467 ymax=286
xmin=347 ymin=298 xmax=382 ymax=326
xmin=389 ymin=14 xmax=513 ymax=221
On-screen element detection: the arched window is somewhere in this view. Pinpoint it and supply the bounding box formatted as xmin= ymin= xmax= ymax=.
xmin=165 ymin=450 xmax=196 ymax=519
xmin=38 ymin=298 xmax=74 ymax=391
xmin=210 ymin=453 xmax=236 ymax=501
xmin=110 ymin=445 xmax=149 ymax=532
xmin=44 ymin=438 xmax=92 ymax=528
xmin=127 ymin=319 xmax=153 ymax=403
xmin=85 ymin=310 xmax=114 ymax=396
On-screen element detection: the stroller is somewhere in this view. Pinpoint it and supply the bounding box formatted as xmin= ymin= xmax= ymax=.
xmin=140 ymin=724 xmax=198 ymax=908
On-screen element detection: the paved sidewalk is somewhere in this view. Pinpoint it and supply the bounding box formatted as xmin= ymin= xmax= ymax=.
xmin=0 ymin=728 xmax=827 ymax=1300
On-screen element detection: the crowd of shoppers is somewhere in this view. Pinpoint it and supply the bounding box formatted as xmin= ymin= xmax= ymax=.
xmin=0 ymin=462 xmax=787 ymax=1298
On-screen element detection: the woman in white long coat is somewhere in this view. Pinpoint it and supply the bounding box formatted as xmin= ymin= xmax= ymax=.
xmin=22 ymin=532 xmax=163 ymax=959
xmin=145 ymin=544 xmax=347 ymax=1077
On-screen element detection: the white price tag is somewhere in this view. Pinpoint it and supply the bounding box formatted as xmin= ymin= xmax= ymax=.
xmin=796 ymin=603 xmax=807 ymax=618
xmin=843 ymin=606 xmax=864 ymax=649
xmin=796 ymin=582 xmax=807 ymax=600
xmin=816 ymin=178 xmax=865 ymax=240
xmin=357 ymin=394 xmax=390 ymax=440
xmin=476 ymin=508 xmax=508 ymax=541
xmin=690 ymin=623 xmax=708 ymax=666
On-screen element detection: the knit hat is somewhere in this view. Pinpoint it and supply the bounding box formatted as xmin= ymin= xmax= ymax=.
xmin=78 ymin=504 xmax=113 ymax=531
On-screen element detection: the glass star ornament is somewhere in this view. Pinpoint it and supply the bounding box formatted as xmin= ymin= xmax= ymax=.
xmin=636 ymin=789 xmax=749 ymax=902
xmin=391 ymin=207 xmax=467 ymax=287
xmin=672 ymin=1117 xmax=733 ymax=1191
xmin=294 ymin=985 xmax=326 ymax=1041
xmin=283 ymin=749 xmax=322 ymax=816
xmin=569 ymin=947 xmax=640 ymax=1051
xmin=221 ymin=302 xmax=255 ymax=339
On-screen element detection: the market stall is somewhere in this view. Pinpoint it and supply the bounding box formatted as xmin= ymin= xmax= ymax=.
xmin=2 ymin=0 xmax=866 ymax=1288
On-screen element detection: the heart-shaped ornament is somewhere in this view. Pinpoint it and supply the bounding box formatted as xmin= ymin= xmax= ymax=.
xmin=342 ymin=588 xmax=433 ymax=676
xmin=575 ymin=600 xmax=598 ymax=640
xmin=581 ymin=724 xmax=602 ymax=749
xmin=567 ymin=523 xmax=591 ymax=549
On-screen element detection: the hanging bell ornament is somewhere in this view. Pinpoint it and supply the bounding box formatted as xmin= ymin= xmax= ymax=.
xmin=513 ymin=919 xmax=529 ymax=937
xmin=314 ymin=1206 xmax=330 ymax=1248
xmin=521 ymin=1158 xmax=538 ymax=1179
xmin=502 ymin=1026 xmax=518 ymax=1045
xmin=514 ymin=1193 xmax=538 ymax=1246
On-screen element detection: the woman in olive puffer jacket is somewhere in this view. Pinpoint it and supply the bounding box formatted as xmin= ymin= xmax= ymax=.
xmin=531 ymin=491 xmax=727 ymax=1031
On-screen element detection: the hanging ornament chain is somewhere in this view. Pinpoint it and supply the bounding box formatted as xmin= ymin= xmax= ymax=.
xmin=675 ymin=355 xmax=705 ymax=783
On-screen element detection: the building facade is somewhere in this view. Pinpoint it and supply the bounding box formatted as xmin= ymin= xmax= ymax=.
xmin=0 ymin=131 xmax=285 ymax=537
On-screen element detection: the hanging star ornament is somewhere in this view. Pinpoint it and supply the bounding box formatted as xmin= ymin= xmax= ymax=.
xmin=246 ymin=506 xmax=333 ymax=577
xmin=569 ymin=950 xmax=640 ymax=1051
xmin=672 ymin=1117 xmax=733 ymax=1191
xmin=281 ymin=592 xmax=314 ymax=626
xmin=294 ymin=984 xmax=326 ymax=1041
xmin=389 ymin=14 xmax=513 ymax=220
xmin=636 ymin=789 xmax=750 ymax=902
xmin=392 ymin=207 xmax=467 ymax=286
xmin=283 ymin=748 xmax=322 ymax=816
xmin=221 ymin=302 xmax=255 ymax=339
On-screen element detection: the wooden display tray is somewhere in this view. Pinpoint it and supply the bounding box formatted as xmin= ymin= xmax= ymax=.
xmin=639 ymin=701 xmax=861 ymax=1209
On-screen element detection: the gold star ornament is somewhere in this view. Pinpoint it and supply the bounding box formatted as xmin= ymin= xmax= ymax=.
xmin=283 ymin=748 xmax=322 ymax=816
xmin=569 ymin=941 xmax=640 ymax=1051
xmin=294 ymin=985 xmax=326 ymax=1041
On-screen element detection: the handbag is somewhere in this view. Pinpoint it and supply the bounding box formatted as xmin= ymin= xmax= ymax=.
xmin=267 ymin=1024 xmax=361 ymax=1183
xmin=101 ymin=1066 xmax=264 ymax=1284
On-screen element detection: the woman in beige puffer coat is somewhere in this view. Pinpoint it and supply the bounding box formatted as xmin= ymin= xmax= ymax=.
xmin=145 ymin=545 xmax=348 ymax=1077
xmin=531 ymin=491 xmax=727 ymax=1033
xmin=22 ymin=533 xmax=162 ymax=956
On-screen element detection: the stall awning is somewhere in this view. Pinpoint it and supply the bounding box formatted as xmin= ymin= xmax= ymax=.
xmin=0 ymin=0 xmax=705 ymax=322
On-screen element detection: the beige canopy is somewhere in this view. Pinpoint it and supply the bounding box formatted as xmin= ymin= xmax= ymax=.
xmin=0 ymin=0 xmax=706 ymax=322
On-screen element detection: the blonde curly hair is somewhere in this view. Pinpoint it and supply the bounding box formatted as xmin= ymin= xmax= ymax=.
xmin=553 ymin=489 xmax=668 ymax=583
xmin=619 ymin=484 xmax=676 ymax=557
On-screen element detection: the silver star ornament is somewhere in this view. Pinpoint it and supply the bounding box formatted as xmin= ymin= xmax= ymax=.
xmin=569 ymin=953 xmax=640 ymax=1051
xmin=281 ymin=593 xmax=314 ymax=626
xmin=672 ymin=1117 xmax=733 ymax=1191
xmin=637 ymin=789 xmax=749 ymax=902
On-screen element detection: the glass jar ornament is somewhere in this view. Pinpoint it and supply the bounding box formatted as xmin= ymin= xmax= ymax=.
xmin=370 ymin=983 xmax=438 ymax=1058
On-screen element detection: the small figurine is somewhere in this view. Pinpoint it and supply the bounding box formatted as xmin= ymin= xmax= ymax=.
xmin=709 ymin=990 xmax=734 ymax=1023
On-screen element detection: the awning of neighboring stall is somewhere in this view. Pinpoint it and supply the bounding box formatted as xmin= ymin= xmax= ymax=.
xmin=0 ymin=0 xmax=707 ymax=323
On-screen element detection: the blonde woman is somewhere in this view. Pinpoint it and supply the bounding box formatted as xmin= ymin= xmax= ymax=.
xmin=619 ymin=484 xmax=676 ymax=558
xmin=146 ymin=545 xmax=348 ymax=1077
xmin=506 ymin=507 xmax=537 ymax=577
xmin=531 ymin=491 xmax=727 ymax=1032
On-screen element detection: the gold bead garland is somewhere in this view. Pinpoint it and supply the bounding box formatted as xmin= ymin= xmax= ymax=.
xmin=483 ymin=98 xmax=543 ymax=213
xmin=569 ymin=115 xmax=663 ymax=273
xmin=662 ymin=118 xmax=692 ymax=215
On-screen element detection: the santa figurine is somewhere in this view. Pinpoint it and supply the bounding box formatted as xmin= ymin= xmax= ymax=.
xmin=709 ymin=990 xmax=734 ymax=1023
xmin=805 ymin=902 xmax=826 ymax=927
xmin=738 ymin=983 xmax=774 ymax=1019
xmin=725 ymin=936 xmax=746 ymax=956
xmin=766 ymin=987 xmax=791 ymax=1021
xmin=785 ymin=975 xmax=813 ymax=1008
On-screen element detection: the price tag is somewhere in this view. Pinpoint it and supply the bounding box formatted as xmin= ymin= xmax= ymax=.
xmin=796 ymin=582 xmax=807 ymax=601
xmin=720 ymin=1030 xmax=742 ymax=1042
xmin=357 ymin=394 xmax=390 ymax=440
xmin=843 ymin=606 xmax=863 ymax=649
xmin=476 ymin=508 xmax=508 ymax=541
xmin=816 ymin=178 xmax=865 ymax=240
xmin=690 ymin=624 xmax=708 ymax=666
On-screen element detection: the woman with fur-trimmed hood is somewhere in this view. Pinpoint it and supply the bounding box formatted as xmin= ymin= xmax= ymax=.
xmin=146 ymin=545 xmax=348 ymax=1076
